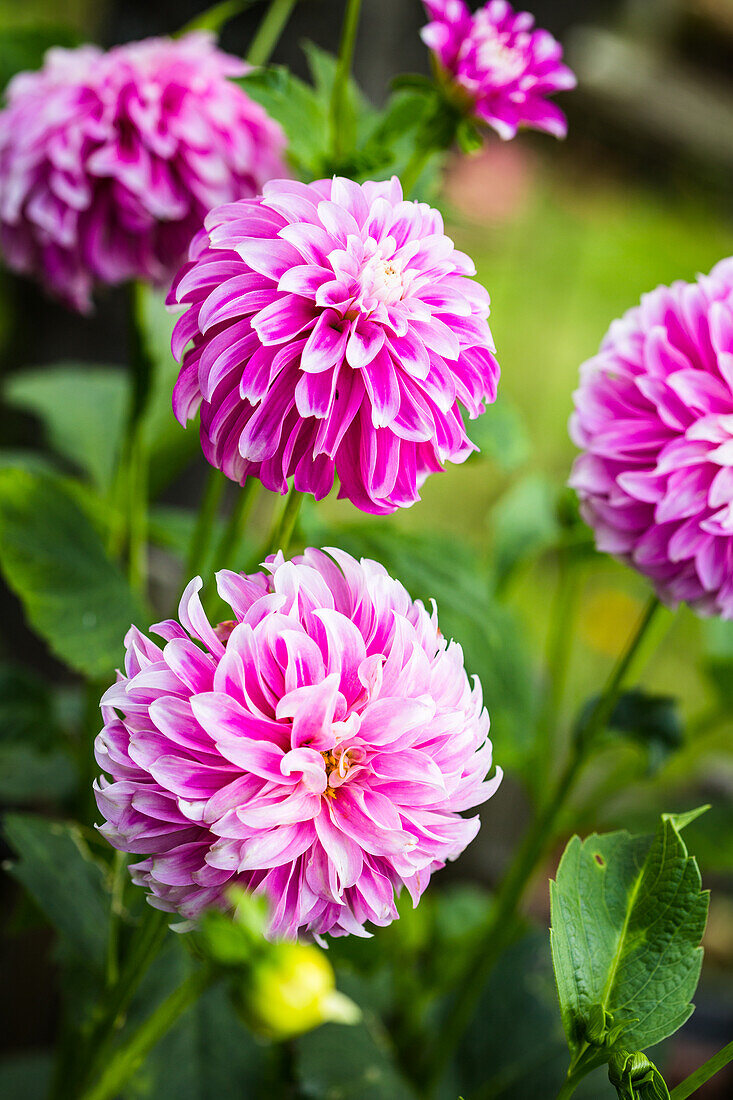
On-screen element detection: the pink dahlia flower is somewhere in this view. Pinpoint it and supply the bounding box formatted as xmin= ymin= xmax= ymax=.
xmin=169 ymin=175 xmax=500 ymax=514
xmin=570 ymin=258 xmax=733 ymax=618
xmin=94 ymin=549 xmax=500 ymax=939
xmin=0 ymin=33 xmax=286 ymax=311
xmin=421 ymin=0 xmax=576 ymax=140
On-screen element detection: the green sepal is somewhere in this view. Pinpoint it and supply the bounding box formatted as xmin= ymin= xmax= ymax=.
xmin=608 ymin=1051 xmax=671 ymax=1100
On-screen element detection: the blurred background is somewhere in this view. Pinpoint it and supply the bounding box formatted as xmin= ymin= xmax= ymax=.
xmin=1 ymin=0 xmax=732 ymax=1095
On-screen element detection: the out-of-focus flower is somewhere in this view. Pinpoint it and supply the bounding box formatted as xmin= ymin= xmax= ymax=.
xmin=94 ymin=549 xmax=500 ymax=939
xmin=0 ymin=33 xmax=285 ymax=311
xmin=421 ymin=0 xmax=576 ymax=141
xmin=233 ymin=941 xmax=360 ymax=1038
xmin=570 ymin=258 xmax=733 ymax=618
xmin=169 ymin=175 xmax=499 ymax=514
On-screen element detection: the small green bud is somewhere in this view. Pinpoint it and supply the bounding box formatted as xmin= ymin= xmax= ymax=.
xmin=608 ymin=1051 xmax=670 ymax=1100
xmin=233 ymin=942 xmax=360 ymax=1041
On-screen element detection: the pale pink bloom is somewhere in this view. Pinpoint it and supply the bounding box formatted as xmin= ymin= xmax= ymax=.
xmin=169 ymin=175 xmax=499 ymax=514
xmin=0 ymin=33 xmax=286 ymax=311
xmin=94 ymin=550 xmax=500 ymax=939
xmin=570 ymin=258 xmax=733 ymax=618
xmin=421 ymin=0 xmax=576 ymax=140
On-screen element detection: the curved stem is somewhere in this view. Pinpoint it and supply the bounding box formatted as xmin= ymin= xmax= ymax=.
xmin=670 ymin=1039 xmax=733 ymax=1100
xmin=186 ymin=469 xmax=226 ymax=579
xmin=80 ymin=966 xmax=216 ymax=1100
xmin=330 ymin=0 xmax=362 ymax=162
xmin=246 ymin=0 xmax=298 ymax=67
xmin=266 ymin=485 xmax=303 ymax=558
xmin=423 ymin=595 xmax=662 ymax=1095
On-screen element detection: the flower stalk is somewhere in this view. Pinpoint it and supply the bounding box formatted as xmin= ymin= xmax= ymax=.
xmin=423 ymin=595 xmax=663 ymax=1094
xmin=330 ymin=0 xmax=363 ymax=162
xmin=246 ymin=0 xmax=299 ymax=67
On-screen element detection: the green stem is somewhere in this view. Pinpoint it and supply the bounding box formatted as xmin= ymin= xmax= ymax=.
xmin=186 ymin=469 xmax=226 ymax=578
xmin=80 ymin=967 xmax=216 ymax=1100
xmin=105 ymin=851 xmax=128 ymax=988
xmin=400 ymin=144 xmax=435 ymax=197
xmin=330 ymin=0 xmax=362 ymax=162
xmin=212 ymin=478 xmax=260 ymax=572
xmin=246 ymin=0 xmax=298 ymax=67
xmin=126 ymin=426 xmax=148 ymax=597
xmin=533 ymin=549 xmax=582 ymax=793
xmin=266 ymin=485 xmax=303 ymax=557
xmin=423 ymin=595 xmax=662 ymax=1095
xmin=670 ymin=1040 xmax=733 ymax=1100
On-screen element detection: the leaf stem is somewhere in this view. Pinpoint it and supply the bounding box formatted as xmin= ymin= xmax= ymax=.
xmin=670 ymin=1040 xmax=733 ymax=1099
xmin=246 ymin=0 xmax=298 ymax=67
xmin=422 ymin=594 xmax=662 ymax=1095
xmin=186 ymin=468 xmax=226 ymax=578
xmin=330 ymin=0 xmax=362 ymax=162
xmin=80 ymin=966 xmax=216 ymax=1100
xmin=266 ymin=484 xmax=303 ymax=557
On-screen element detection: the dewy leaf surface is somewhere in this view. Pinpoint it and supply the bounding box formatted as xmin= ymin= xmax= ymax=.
xmin=550 ymin=816 xmax=708 ymax=1056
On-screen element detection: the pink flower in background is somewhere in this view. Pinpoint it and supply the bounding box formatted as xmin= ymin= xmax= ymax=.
xmin=570 ymin=258 xmax=733 ymax=618
xmin=94 ymin=550 xmax=500 ymax=938
xmin=0 ymin=33 xmax=285 ymax=311
xmin=170 ymin=176 xmax=499 ymax=514
xmin=421 ymin=0 xmax=576 ymax=140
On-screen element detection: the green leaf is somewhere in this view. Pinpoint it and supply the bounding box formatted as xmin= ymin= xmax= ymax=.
xmin=0 ymin=26 xmax=80 ymax=90
xmin=295 ymin=973 xmax=417 ymax=1100
xmin=136 ymin=286 xmax=199 ymax=496
xmin=4 ymin=813 xmax=109 ymax=968
xmin=239 ymin=66 xmax=328 ymax=177
xmin=492 ymin=474 xmax=560 ymax=586
xmin=468 ymin=396 xmax=529 ymax=472
xmin=5 ymin=364 xmax=129 ymax=491
xmin=0 ymin=744 xmax=77 ymax=804
xmin=0 ymin=467 xmax=145 ymax=676
xmin=577 ymin=689 xmax=684 ymax=775
xmin=176 ymin=0 xmax=252 ymax=36
xmin=550 ymin=814 xmax=709 ymax=1060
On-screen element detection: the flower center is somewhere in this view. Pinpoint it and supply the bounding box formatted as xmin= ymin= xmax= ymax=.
xmin=359 ymin=254 xmax=407 ymax=306
xmin=320 ymin=745 xmax=361 ymax=795
xmin=470 ymin=20 xmax=525 ymax=83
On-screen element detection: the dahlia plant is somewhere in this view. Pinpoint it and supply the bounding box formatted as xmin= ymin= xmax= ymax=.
xmin=0 ymin=2 xmax=730 ymax=1100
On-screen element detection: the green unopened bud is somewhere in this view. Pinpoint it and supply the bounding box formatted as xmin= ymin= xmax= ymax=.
xmin=233 ymin=942 xmax=360 ymax=1040
xmin=608 ymin=1051 xmax=670 ymax=1100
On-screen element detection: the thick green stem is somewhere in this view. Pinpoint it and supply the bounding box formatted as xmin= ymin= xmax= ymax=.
xmin=80 ymin=967 xmax=216 ymax=1100
xmin=212 ymin=478 xmax=260 ymax=573
xmin=330 ymin=0 xmax=362 ymax=162
xmin=246 ymin=0 xmax=298 ymax=67
xmin=556 ymin=1071 xmax=583 ymax=1100
xmin=670 ymin=1040 xmax=733 ymax=1099
xmin=423 ymin=595 xmax=662 ymax=1095
xmin=266 ymin=485 xmax=303 ymax=557
xmin=186 ymin=469 xmax=226 ymax=578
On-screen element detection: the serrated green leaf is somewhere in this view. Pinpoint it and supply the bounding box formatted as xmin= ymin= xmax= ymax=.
xmin=4 ymin=814 xmax=109 ymax=967
xmin=550 ymin=815 xmax=709 ymax=1059
xmin=5 ymin=363 xmax=129 ymax=491
xmin=239 ymin=66 xmax=328 ymax=176
xmin=0 ymin=467 xmax=144 ymax=676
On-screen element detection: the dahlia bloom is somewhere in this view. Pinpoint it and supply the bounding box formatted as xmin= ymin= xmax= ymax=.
xmin=570 ymin=258 xmax=733 ymax=618
xmin=170 ymin=175 xmax=500 ymax=514
xmin=94 ymin=550 xmax=500 ymax=939
xmin=0 ymin=33 xmax=285 ymax=311
xmin=421 ymin=0 xmax=576 ymax=140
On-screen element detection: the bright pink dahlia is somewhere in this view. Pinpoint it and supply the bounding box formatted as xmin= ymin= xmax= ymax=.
xmin=421 ymin=0 xmax=576 ymax=140
xmin=570 ymin=258 xmax=733 ymax=618
xmin=169 ymin=175 xmax=500 ymax=514
xmin=0 ymin=33 xmax=285 ymax=311
xmin=94 ymin=549 xmax=501 ymax=938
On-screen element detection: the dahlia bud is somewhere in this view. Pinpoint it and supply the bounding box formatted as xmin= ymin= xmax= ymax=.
xmin=232 ymin=942 xmax=360 ymax=1040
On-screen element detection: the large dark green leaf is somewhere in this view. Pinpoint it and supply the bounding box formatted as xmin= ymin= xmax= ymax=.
xmin=550 ymin=813 xmax=709 ymax=1058
xmin=4 ymin=813 xmax=109 ymax=968
xmin=4 ymin=364 xmax=129 ymax=491
xmin=0 ymin=467 xmax=145 ymax=676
